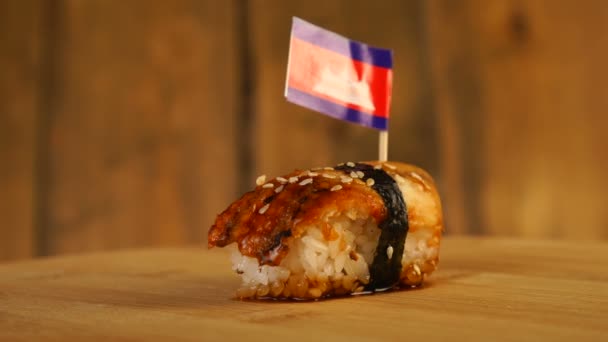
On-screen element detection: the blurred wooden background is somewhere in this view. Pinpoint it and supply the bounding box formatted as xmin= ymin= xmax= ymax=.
xmin=1 ymin=0 xmax=607 ymax=262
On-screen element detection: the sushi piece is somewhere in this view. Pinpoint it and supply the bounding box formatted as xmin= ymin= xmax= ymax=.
xmin=208 ymin=161 xmax=443 ymax=299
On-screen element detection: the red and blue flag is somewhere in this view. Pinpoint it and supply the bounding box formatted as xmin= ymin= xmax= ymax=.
xmin=285 ymin=17 xmax=393 ymax=131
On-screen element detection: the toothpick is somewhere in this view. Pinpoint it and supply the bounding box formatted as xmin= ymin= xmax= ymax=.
xmin=379 ymin=130 xmax=388 ymax=162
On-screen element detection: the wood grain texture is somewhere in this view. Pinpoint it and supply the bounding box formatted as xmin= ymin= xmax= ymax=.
xmin=42 ymin=0 xmax=239 ymax=255
xmin=427 ymin=0 xmax=608 ymax=238
xmin=0 ymin=0 xmax=43 ymax=261
xmin=249 ymin=0 xmax=438 ymax=180
xmin=2 ymin=0 xmax=608 ymax=263
xmin=0 ymin=237 xmax=606 ymax=341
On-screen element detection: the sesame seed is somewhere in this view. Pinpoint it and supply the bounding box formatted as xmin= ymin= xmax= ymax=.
xmin=337 ymin=162 xmax=345 ymax=166
xmin=366 ymin=178 xmax=375 ymax=186
xmin=384 ymin=163 xmax=397 ymax=170
xmin=410 ymin=172 xmax=424 ymax=182
xmin=322 ymin=174 xmax=336 ymax=179
xmin=307 ymin=171 xmax=319 ymax=177
xmin=255 ymin=175 xmax=266 ymax=186
xmin=341 ymin=176 xmax=353 ymax=184
xmin=276 ymin=177 xmax=288 ymax=184
xmin=373 ymin=164 xmax=382 ymax=170
xmin=274 ymin=185 xmax=284 ymax=193
xmin=413 ymin=264 xmax=421 ymax=275
xmin=356 ymin=171 xmax=364 ymax=178
xmin=387 ymin=245 xmax=394 ymax=259
xmin=262 ymin=183 xmax=274 ymax=188
xmin=350 ymin=171 xmax=358 ymax=178
xmin=299 ymin=178 xmax=313 ymax=186
xmin=323 ymin=167 xmax=334 ymax=171
xmin=346 ymin=161 xmax=355 ymax=167
xmin=258 ymin=204 xmax=270 ymax=214
xmin=395 ymin=174 xmax=406 ymax=183
xmin=330 ymin=185 xmax=343 ymax=191
xmin=288 ymin=176 xmax=298 ymax=183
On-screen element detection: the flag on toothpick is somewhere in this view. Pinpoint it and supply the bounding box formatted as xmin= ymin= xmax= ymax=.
xmin=285 ymin=17 xmax=393 ymax=131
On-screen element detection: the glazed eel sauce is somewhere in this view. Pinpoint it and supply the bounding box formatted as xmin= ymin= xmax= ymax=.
xmin=335 ymin=163 xmax=409 ymax=292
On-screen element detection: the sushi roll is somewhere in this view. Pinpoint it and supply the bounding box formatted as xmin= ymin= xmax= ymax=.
xmin=208 ymin=161 xmax=443 ymax=299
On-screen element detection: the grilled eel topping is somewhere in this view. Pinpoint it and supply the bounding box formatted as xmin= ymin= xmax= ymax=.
xmin=208 ymin=164 xmax=385 ymax=264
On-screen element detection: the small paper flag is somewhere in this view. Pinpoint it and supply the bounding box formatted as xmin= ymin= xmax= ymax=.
xmin=285 ymin=17 xmax=393 ymax=130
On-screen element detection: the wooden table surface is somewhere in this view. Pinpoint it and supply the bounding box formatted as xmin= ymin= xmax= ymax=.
xmin=0 ymin=237 xmax=606 ymax=341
